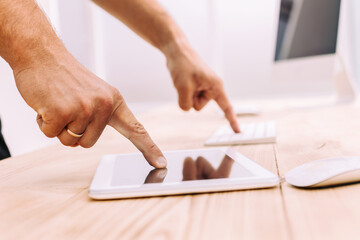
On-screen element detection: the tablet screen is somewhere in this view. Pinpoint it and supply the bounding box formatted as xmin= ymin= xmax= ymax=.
xmin=111 ymin=149 xmax=255 ymax=187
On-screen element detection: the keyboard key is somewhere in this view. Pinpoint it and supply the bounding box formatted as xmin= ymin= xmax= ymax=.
xmin=242 ymin=123 xmax=256 ymax=139
xmin=254 ymin=122 xmax=265 ymax=139
xmin=265 ymin=122 xmax=276 ymax=138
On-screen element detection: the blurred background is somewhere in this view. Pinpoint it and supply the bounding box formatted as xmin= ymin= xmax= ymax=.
xmin=0 ymin=0 xmax=359 ymax=156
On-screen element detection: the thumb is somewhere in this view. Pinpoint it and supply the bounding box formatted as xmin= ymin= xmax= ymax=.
xmin=108 ymin=101 xmax=167 ymax=168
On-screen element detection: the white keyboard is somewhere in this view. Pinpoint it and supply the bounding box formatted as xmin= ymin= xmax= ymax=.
xmin=205 ymin=121 xmax=277 ymax=146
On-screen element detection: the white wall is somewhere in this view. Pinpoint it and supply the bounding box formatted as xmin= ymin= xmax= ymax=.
xmin=1 ymin=0 xmax=359 ymax=156
xmin=56 ymin=0 xmax=360 ymax=101
xmin=85 ymin=0 xmax=360 ymax=100
xmin=220 ymin=1 xmax=278 ymax=98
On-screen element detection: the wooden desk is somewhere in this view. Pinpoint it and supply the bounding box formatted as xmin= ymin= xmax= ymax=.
xmin=1 ymin=99 xmax=360 ymax=240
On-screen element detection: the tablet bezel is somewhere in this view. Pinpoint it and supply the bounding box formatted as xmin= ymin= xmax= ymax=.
xmin=88 ymin=147 xmax=279 ymax=200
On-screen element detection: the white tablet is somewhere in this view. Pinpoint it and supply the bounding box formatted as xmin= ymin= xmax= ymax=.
xmin=88 ymin=148 xmax=279 ymax=200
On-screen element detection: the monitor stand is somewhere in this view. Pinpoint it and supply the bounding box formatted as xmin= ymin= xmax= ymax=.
xmin=333 ymin=54 xmax=357 ymax=104
xmin=285 ymin=54 xmax=357 ymax=111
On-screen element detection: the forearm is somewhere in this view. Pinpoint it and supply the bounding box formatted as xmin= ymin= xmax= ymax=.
xmin=0 ymin=0 xmax=65 ymax=72
xmin=92 ymin=0 xmax=239 ymax=132
xmin=91 ymin=0 xmax=191 ymax=58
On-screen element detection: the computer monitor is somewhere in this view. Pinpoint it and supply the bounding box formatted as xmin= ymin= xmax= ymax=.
xmin=273 ymin=0 xmax=357 ymax=103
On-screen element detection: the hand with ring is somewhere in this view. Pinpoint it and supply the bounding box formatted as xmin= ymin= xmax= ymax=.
xmin=1 ymin=0 xmax=168 ymax=168
xmin=66 ymin=128 xmax=84 ymax=138
xmin=14 ymin=45 xmax=167 ymax=168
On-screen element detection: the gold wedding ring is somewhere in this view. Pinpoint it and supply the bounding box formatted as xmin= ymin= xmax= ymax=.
xmin=66 ymin=128 xmax=84 ymax=138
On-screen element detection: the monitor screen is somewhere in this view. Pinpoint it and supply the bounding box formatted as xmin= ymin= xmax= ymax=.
xmin=275 ymin=0 xmax=341 ymax=61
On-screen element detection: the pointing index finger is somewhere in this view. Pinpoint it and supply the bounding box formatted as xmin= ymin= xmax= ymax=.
xmin=108 ymin=100 xmax=167 ymax=168
xmin=214 ymin=89 xmax=240 ymax=133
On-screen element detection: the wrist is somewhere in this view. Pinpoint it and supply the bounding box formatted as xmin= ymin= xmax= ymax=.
xmin=6 ymin=36 xmax=67 ymax=74
xmin=161 ymin=37 xmax=194 ymax=61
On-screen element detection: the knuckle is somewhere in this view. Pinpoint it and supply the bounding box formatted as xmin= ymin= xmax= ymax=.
xmin=78 ymin=100 xmax=93 ymax=120
xmin=56 ymin=106 xmax=72 ymax=121
xmin=80 ymin=141 xmax=94 ymax=149
xmin=191 ymin=72 xmax=198 ymax=80
xmin=211 ymin=80 xmax=223 ymax=92
xmin=100 ymin=87 xmax=124 ymax=113
xmin=214 ymin=75 xmax=223 ymax=84
xmin=37 ymin=113 xmax=62 ymax=138
xmin=128 ymin=122 xmax=147 ymax=140
xmin=99 ymin=94 xmax=114 ymax=114
xmin=131 ymin=122 xmax=147 ymax=135
xmin=148 ymin=143 xmax=158 ymax=152
xmin=78 ymin=135 xmax=98 ymax=149
xmin=212 ymin=90 xmax=224 ymax=102
xmin=58 ymin=137 xmax=76 ymax=147
xmin=177 ymin=82 xmax=191 ymax=92
xmin=111 ymin=87 xmax=123 ymax=102
xmin=194 ymin=105 xmax=201 ymax=111
xmin=43 ymin=130 xmax=57 ymax=138
xmin=179 ymin=101 xmax=191 ymax=111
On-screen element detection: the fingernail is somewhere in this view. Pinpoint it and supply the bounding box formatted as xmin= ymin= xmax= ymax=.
xmin=157 ymin=157 xmax=167 ymax=168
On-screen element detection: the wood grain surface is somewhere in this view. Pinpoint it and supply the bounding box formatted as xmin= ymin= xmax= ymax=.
xmin=1 ymin=98 xmax=360 ymax=240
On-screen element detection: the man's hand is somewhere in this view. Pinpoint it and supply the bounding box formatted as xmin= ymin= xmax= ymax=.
xmin=166 ymin=46 xmax=240 ymax=133
xmin=13 ymin=52 xmax=166 ymax=168
xmin=0 ymin=0 xmax=166 ymax=168
xmin=92 ymin=0 xmax=240 ymax=133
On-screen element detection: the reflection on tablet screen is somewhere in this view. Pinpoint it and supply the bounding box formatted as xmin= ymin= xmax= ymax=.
xmin=111 ymin=150 xmax=254 ymax=187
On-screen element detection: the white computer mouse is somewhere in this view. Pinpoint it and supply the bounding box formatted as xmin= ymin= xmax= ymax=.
xmin=285 ymin=156 xmax=360 ymax=188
